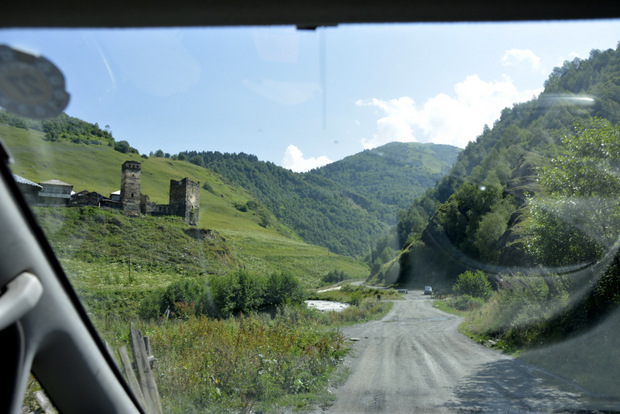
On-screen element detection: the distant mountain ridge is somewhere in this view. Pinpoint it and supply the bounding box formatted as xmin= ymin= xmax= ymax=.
xmin=180 ymin=142 xmax=460 ymax=257
xmin=0 ymin=108 xmax=461 ymax=259
xmin=309 ymin=142 xmax=460 ymax=212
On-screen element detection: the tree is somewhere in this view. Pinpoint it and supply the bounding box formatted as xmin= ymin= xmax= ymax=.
xmin=210 ymin=271 xmax=265 ymax=316
xmin=160 ymin=277 xmax=211 ymax=318
xmin=453 ymin=270 xmax=493 ymax=300
xmin=264 ymin=272 xmax=304 ymax=306
xmin=114 ymin=140 xmax=131 ymax=153
xmin=527 ymin=118 xmax=620 ymax=266
xmin=189 ymin=155 xmax=205 ymax=167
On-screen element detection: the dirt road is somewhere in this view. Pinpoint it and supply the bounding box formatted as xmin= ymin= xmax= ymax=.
xmin=315 ymin=291 xmax=608 ymax=413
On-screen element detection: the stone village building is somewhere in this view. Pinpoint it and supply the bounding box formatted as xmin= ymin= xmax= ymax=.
xmin=120 ymin=160 xmax=200 ymax=226
xmin=14 ymin=160 xmax=200 ymax=226
xmin=13 ymin=174 xmax=73 ymax=207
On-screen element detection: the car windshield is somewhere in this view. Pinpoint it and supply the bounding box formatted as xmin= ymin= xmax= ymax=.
xmin=2 ymin=20 xmax=620 ymax=413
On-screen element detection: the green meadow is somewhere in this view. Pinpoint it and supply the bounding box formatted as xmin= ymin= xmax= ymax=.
xmin=0 ymin=124 xmax=369 ymax=300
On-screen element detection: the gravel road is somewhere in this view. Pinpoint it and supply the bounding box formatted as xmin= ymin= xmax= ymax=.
xmin=314 ymin=291 xmax=608 ymax=413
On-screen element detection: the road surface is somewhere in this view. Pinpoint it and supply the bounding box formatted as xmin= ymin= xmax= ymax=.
xmin=314 ymin=291 xmax=611 ymax=413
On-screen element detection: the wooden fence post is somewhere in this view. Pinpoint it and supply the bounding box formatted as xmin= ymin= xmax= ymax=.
xmin=129 ymin=327 xmax=163 ymax=414
xmin=118 ymin=345 xmax=148 ymax=411
xmin=34 ymin=391 xmax=56 ymax=414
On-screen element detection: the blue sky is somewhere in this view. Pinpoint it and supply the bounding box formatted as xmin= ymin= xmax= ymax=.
xmin=1 ymin=20 xmax=620 ymax=171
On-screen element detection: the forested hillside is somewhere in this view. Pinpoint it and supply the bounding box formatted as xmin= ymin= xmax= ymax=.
xmin=177 ymin=150 xmax=390 ymax=257
xmin=384 ymin=45 xmax=620 ymax=285
xmin=372 ymin=44 xmax=620 ymax=355
xmin=309 ymin=142 xmax=460 ymax=212
xmin=178 ymin=143 xmax=458 ymax=258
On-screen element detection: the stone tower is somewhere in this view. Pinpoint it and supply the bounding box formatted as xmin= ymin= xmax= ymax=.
xmin=169 ymin=178 xmax=200 ymax=226
xmin=121 ymin=160 xmax=141 ymax=216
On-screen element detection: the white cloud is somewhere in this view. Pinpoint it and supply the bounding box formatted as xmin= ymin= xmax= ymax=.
xmin=282 ymin=145 xmax=332 ymax=172
xmin=357 ymin=74 xmax=542 ymax=149
xmin=243 ymin=79 xmax=321 ymax=105
xmin=501 ymin=49 xmax=542 ymax=72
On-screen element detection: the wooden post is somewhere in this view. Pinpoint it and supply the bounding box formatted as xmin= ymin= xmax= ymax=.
xmin=118 ymin=345 xmax=147 ymax=411
xmin=34 ymin=391 xmax=56 ymax=414
xmin=143 ymin=335 xmax=152 ymax=356
xmin=143 ymin=335 xmax=157 ymax=369
xmin=129 ymin=327 xmax=163 ymax=414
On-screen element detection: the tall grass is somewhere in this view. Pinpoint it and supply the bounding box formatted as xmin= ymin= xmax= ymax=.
xmin=94 ymin=300 xmax=394 ymax=413
xmin=449 ymin=272 xmax=572 ymax=351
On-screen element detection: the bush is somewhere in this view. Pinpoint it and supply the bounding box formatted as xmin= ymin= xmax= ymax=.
xmin=202 ymin=181 xmax=215 ymax=194
xmin=139 ymin=288 xmax=165 ymax=319
xmin=263 ymin=272 xmax=305 ymax=307
xmin=322 ymin=270 xmax=348 ymax=284
xmin=447 ymin=294 xmax=486 ymax=311
xmin=211 ymin=270 xmax=265 ymax=317
xmin=211 ymin=271 xmax=306 ymax=317
xmin=189 ymin=155 xmax=205 ymax=167
xmin=113 ymin=140 xmax=138 ymax=154
xmin=233 ymin=202 xmax=248 ymax=212
xmin=453 ymin=270 xmax=493 ymax=300
xmin=160 ymin=277 xmax=213 ymax=318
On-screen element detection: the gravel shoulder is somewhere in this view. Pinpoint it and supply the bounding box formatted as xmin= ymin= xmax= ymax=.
xmin=314 ymin=291 xmax=609 ymax=413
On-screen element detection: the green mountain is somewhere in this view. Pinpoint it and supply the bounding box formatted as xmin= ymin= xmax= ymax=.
xmin=180 ymin=143 xmax=459 ymax=258
xmin=178 ymin=150 xmax=392 ymax=258
xmin=373 ymin=45 xmax=620 ymax=288
xmin=309 ymin=142 xmax=460 ymax=212
xmin=368 ymin=44 xmax=620 ymax=360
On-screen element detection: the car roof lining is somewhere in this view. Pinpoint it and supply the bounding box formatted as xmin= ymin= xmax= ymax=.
xmin=1 ymin=0 xmax=619 ymax=28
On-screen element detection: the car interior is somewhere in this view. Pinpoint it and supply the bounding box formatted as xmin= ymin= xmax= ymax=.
xmin=1 ymin=1 xmax=619 ymax=413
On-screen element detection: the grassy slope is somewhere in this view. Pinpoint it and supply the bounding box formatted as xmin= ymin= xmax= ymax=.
xmin=2 ymin=124 xmax=369 ymax=288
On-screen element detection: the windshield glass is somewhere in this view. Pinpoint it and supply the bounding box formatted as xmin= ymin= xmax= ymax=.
xmin=2 ymin=20 xmax=620 ymax=413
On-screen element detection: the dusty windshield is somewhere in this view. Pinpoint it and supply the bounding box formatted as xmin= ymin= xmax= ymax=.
xmin=2 ymin=20 xmax=620 ymax=413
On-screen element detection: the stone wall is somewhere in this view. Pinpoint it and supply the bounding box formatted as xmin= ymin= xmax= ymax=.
xmin=169 ymin=178 xmax=200 ymax=226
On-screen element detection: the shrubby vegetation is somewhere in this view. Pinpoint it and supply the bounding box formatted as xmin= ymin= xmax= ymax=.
xmin=452 ymin=270 xmax=493 ymax=300
xmin=142 ymin=270 xmax=307 ymax=319
xmin=0 ymin=110 xmax=144 ymax=154
xmin=322 ymin=270 xmax=349 ymax=284
xmin=527 ymin=117 xmax=620 ymax=267
xmin=99 ymin=283 xmax=392 ymax=413
xmin=41 ymin=113 xmax=116 ymax=146
xmin=102 ymin=307 xmax=347 ymax=413
xmin=0 ymin=109 xmax=37 ymax=129
xmin=113 ymin=139 xmax=139 ymax=154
